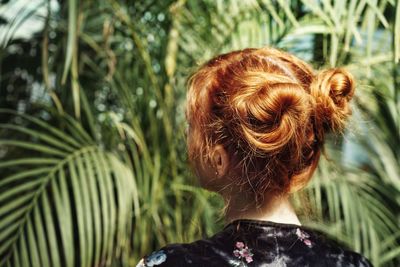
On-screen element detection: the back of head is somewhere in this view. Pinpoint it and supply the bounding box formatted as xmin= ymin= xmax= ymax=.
xmin=185 ymin=47 xmax=355 ymax=202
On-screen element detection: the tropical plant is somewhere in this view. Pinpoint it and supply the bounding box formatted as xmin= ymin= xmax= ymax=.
xmin=0 ymin=110 xmax=138 ymax=267
xmin=0 ymin=0 xmax=399 ymax=266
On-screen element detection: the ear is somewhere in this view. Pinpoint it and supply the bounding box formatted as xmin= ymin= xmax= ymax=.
xmin=211 ymin=144 xmax=229 ymax=177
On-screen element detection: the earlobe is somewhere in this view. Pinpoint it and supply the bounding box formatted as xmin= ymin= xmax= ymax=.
xmin=212 ymin=144 xmax=229 ymax=177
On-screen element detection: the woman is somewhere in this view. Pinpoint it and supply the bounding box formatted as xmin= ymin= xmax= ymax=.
xmin=136 ymin=47 xmax=373 ymax=267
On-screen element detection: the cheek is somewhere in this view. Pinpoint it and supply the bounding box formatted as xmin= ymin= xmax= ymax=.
xmin=193 ymin=154 xmax=219 ymax=191
xmin=188 ymin=145 xmax=204 ymax=179
xmin=186 ymin=127 xmax=220 ymax=191
xmin=187 ymin=130 xmax=200 ymax=174
xmin=187 ymin=141 xmax=209 ymax=187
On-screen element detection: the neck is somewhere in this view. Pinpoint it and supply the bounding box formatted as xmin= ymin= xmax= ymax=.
xmin=222 ymin=190 xmax=302 ymax=226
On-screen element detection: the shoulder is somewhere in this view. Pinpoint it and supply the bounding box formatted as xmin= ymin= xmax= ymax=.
xmin=307 ymin=228 xmax=374 ymax=267
xmin=335 ymin=250 xmax=374 ymax=267
xmin=352 ymin=252 xmax=374 ymax=267
xmin=135 ymin=239 xmax=213 ymax=267
xmin=135 ymin=225 xmax=233 ymax=267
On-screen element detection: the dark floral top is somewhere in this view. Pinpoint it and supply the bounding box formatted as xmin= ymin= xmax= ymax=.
xmin=136 ymin=219 xmax=373 ymax=267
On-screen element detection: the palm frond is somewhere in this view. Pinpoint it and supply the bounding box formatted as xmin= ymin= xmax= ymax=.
xmin=0 ymin=111 xmax=137 ymax=267
xmin=293 ymin=157 xmax=400 ymax=266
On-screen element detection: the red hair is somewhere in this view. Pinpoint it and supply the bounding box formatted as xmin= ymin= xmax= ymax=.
xmin=185 ymin=47 xmax=355 ymax=202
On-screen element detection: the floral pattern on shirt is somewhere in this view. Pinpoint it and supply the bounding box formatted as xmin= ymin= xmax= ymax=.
xmin=136 ymin=250 xmax=167 ymax=267
xmin=137 ymin=219 xmax=373 ymax=266
xmin=296 ymin=228 xmax=313 ymax=248
xmin=232 ymin=241 xmax=254 ymax=265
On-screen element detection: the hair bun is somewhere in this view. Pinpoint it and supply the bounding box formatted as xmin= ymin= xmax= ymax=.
xmin=231 ymin=72 xmax=312 ymax=157
xmin=310 ymin=67 xmax=355 ymax=140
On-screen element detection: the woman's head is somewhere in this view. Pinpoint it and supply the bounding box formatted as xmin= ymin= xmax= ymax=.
xmin=185 ymin=47 xmax=355 ymax=204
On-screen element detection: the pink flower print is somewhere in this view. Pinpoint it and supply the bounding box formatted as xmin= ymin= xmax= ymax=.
xmin=303 ymin=239 xmax=312 ymax=247
xmin=296 ymin=228 xmax=313 ymax=248
xmin=233 ymin=241 xmax=254 ymax=263
xmin=236 ymin=242 xmax=245 ymax=249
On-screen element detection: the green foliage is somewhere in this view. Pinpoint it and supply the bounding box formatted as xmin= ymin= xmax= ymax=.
xmin=0 ymin=0 xmax=399 ymax=266
xmin=0 ymin=110 xmax=137 ymax=267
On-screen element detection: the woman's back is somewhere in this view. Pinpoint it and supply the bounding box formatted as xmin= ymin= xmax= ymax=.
xmin=137 ymin=219 xmax=373 ymax=267
xmin=136 ymin=46 xmax=373 ymax=267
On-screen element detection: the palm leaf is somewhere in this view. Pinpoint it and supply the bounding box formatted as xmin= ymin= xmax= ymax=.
xmin=0 ymin=112 xmax=137 ymax=267
xmin=292 ymin=155 xmax=400 ymax=266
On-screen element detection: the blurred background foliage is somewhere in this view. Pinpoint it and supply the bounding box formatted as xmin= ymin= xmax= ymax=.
xmin=0 ymin=0 xmax=399 ymax=266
